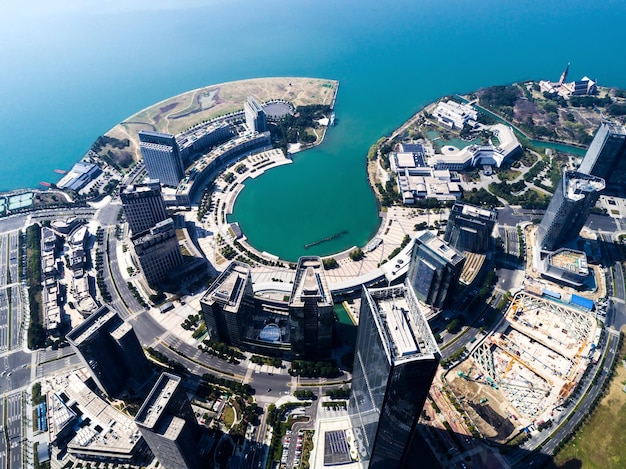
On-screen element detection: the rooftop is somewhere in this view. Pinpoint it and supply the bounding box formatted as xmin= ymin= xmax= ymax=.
xmin=62 ymin=371 xmax=142 ymax=457
xmin=564 ymin=171 xmax=605 ymax=201
xmin=66 ymin=305 xmax=118 ymax=346
xmin=290 ymin=257 xmax=332 ymax=307
xmin=201 ymin=261 xmax=251 ymax=312
xmin=417 ymin=231 xmax=465 ymax=266
xmin=455 ymin=201 xmax=497 ymax=221
xmin=135 ymin=373 xmax=182 ymax=430
xmin=366 ymin=284 xmax=440 ymax=363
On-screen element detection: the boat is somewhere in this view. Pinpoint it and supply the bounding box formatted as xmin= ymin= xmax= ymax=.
xmin=329 ymin=112 xmax=335 ymax=126
xmin=364 ymin=238 xmax=382 ymax=252
xmin=40 ymin=181 xmax=51 ymax=187
xmin=54 ymin=169 xmax=67 ymax=175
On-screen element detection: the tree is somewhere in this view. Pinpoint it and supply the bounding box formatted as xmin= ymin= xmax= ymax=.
xmin=349 ymin=248 xmax=364 ymax=261
xmin=323 ymin=258 xmax=338 ymax=270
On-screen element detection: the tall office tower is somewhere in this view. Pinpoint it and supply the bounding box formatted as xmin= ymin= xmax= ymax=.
xmin=131 ymin=218 xmax=183 ymax=287
xmin=135 ymin=373 xmax=201 ymax=469
xmin=444 ymin=201 xmax=497 ymax=253
xmin=289 ymin=256 xmax=334 ymax=360
xmin=407 ymin=231 xmax=465 ymax=309
xmin=536 ymin=171 xmax=605 ymax=252
xmin=138 ymin=130 xmax=185 ymax=187
xmin=244 ymin=96 xmax=268 ymax=133
xmin=577 ymin=120 xmax=626 ymax=196
xmin=66 ymin=305 xmax=152 ymax=396
xmin=199 ymin=261 xmax=255 ymax=346
xmin=121 ymin=180 xmax=168 ymax=235
xmin=348 ymin=284 xmax=440 ymax=468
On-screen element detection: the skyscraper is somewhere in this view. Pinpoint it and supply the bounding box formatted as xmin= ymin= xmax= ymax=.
xmin=407 ymin=231 xmax=465 ymax=309
xmin=200 ymin=261 xmax=255 ymax=346
xmin=577 ymin=120 xmax=626 ymax=196
xmin=135 ymin=373 xmax=201 ymax=469
xmin=289 ymin=256 xmax=334 ymax=360
xmin=244 ymin=96 xmax=268 ymax=133
xmin=66 ymin=305 xmax=152 ymax=396
xmin=444 ymin=201 xmax=497 ymax=253
xmin=139 ymin=130 xmax=185 ymax=187
xmin=131 ymin=218 xmax=183 ymax=287
xmin=348 ymin=283 xmax=440 ymax=468
xmin=536 ymin=171 xmax=605 ymax=252
xmin=121 ymin=180 xmax=168 ymax=235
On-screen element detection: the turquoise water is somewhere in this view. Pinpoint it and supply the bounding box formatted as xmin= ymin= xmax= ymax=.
xmin=531 ymin=141 xmax=587 ymax=156
xmin=426 ymin=131 xmax=480 ymax=151
xmin=2 ymin=0 xmax=626 ymax=259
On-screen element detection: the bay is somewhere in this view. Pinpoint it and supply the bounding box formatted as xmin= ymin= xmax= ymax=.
xmin=1 ymin=0 xmax=625 ymax=260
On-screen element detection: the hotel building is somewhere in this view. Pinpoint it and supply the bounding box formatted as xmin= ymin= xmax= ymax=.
xmin=139 ymin=130 xmax=185 ymax=187
xmin=131 ymin=218 xmax=184 ymax=287
xmin=121 ymin=180 xmax=168 ymax=235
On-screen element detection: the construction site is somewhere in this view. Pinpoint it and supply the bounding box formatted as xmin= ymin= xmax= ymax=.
xmin=447 ymin=291 xmax=600 ymax=443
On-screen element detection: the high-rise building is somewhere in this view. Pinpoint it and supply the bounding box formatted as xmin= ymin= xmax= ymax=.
xmin=200 ymin=261 xmax=255 ymax=346
xmin=131 ymin=218 xmax=183 ymax=287
xmin=135 ymin=373 xmax=201 ymax=469
xmin=536 ymin=171 xmax=605 ymax=252
xmin=244 ymin=96 xmax=267 ymax=133
xmin=348 ymin=283 xmax=440 ymax=468
xmin=66 ymin=305 xmax=152 ymax=396
xmin=577 ymin=120 xmax=626 ymax=196
xmin=444 ymin=201 xmax=497 ymax=253
xmin=289 ymin=256 xmax=334 ymax=360
xmin=121 ymin=180 xmax=168 ymax=235
xmin=139 ymin=130 xmax=185 ymax=187
xmin=407 ymin=231 xmax=465 ymax=309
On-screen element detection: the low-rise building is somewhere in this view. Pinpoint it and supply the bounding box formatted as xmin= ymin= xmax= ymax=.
xmin=434 ymin=100 xmax=478 ymax=129
xmin=175 ymin=131 xmax=272 ymax=206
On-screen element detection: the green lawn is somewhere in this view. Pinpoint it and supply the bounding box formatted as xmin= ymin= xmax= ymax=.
xmin=222 ymin=405 xmax=235 ymax=429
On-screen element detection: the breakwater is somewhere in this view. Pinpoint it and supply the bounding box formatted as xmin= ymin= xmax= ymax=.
xmin=304 ymin=230 xmax=348 ymax=249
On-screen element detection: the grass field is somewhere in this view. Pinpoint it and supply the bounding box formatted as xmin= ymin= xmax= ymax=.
xmin=553 ymin=334 xmax=626 ymax=469
xmin=222 ymin=404 xmax=235 ymax=429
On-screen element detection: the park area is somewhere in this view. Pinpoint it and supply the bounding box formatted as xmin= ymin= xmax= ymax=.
xmin=102 ymin=77 xmax=338 ymax=164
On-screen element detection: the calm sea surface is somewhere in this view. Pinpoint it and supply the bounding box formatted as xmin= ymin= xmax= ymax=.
xmin=2 ymin=0 xmax=625 ymax=260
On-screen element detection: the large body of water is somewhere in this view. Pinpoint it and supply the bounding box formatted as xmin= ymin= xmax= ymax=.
xmin=2 ymin=0 xmax=626 ymax=260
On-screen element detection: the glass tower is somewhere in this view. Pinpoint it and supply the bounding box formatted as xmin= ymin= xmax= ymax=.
xmin=536 ymin=171 xmax=605 ymax=252
xmin=348 ymin=284 xmax=440 ymax=468
xmin=407 ymin=231 xmax=465 ymax=309
xmin=578 ymin=120 xmax=626 ymax=196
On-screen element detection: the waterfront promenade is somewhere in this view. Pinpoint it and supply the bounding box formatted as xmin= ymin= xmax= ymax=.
xmin=188 ymin=146 xmax=430 ymax=293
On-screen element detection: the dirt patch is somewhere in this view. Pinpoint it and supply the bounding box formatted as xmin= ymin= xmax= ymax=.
xmin=468 ymin=402 xmax=515 ymax=441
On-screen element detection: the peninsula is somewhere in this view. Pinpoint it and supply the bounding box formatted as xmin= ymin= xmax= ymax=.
xmin=1 ymin=72 xmax=626 ymax=469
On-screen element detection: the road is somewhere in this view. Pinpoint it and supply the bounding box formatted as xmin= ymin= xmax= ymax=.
xmin=105 ymin=226 xmax=144 ymax=318
xmin=0 ymin=395 xmax=5 ymax=469
xmin=5 ymin=392 xmax=23 ymax=469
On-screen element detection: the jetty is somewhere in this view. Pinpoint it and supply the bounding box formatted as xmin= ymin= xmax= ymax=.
xmin=304 ymin=230 xmax=348 ymax=249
